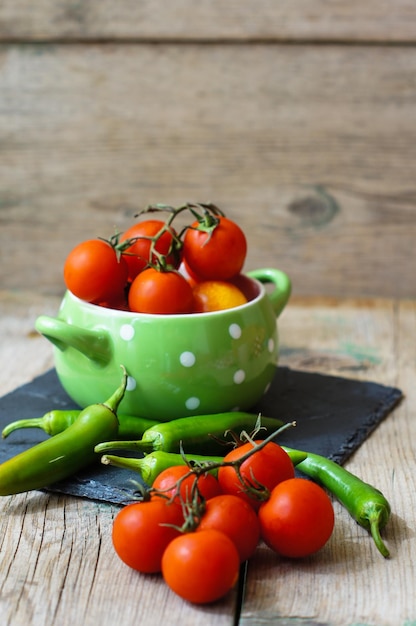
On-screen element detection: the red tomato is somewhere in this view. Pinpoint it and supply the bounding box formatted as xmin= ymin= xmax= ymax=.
xmin=182 ymin=216 xmax=247 ymax=281
xmin=112 ymin=498 xmax=184 ymax=573
xmin=180 ymin=259 xmax=201 ymax=286
xmin=258 ymin=478 xmax=335 ymax=558
xmin=197 ymin=494 xmax=260 ymax=562
xmin=96 ymin=296 xmax=129 ymax=311
xmin=128 ymin=267 xmax=194 ymax=314
xmin=162 ymin=529 xmax=240 ymax=604
xmin=152 ymin=465 xmax=222 ymax=503
xmin=217 ymin=440 xmax=295 ymax=510
xmin=120 ymin=219 xmax=180 ymax=282
xmin=63 ymin=239 xmax=128 ymax=304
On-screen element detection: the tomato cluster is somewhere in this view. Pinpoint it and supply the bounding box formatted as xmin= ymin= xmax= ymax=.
xmin=63 ymin=203 xmax=248 ymax=315
xmin=111 ymin=439 xmax=335 ymax=605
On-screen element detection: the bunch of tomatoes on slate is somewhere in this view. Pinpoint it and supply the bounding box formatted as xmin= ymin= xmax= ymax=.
xmin=63 ymin=202 xmax=249 ymax=314
xmin=111 ymin=436 xmax=335 ymax=605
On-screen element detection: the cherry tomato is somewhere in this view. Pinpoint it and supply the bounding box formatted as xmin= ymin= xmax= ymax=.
xmin=112 ymin=498 xmax=184 ymax=573
xmin=191 ymin=280 xmax=247 ymax=312
xmin=63 ymin=239 xmax=128 ymax=304
xmin=162 ymin=529 xmax=240 ymax=604
xmin=182 ymin=216 xmax=247 ymax=281
xmin=96 ymin=296 xmax=129 ymax=311
xmin=120 ymin=219 xmax=180 ymax=282
xmin=180 ymin=259 xmax=201 ymax=286
xmin=217 ymin=440 xmax=295 ymax=510
xmin=258 ymin=478 xmax=335 ymax=558
xmin=197 ymin=494 xmax=260 ymax=562
xmin=128 ymin=267 xmax=194 ymax=314
xmin=152 ymin=465 xmax=222 ymax=503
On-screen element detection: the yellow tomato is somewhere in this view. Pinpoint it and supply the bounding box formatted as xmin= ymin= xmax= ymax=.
xmin=192 ymin=280 xmax=248 ymax=313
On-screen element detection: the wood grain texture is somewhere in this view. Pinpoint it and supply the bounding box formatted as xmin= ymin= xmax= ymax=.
xmin=1 ymin=43 xmax=415 ymax=299
xmin=0 ymin=492 xmax=238 ymax=626
xmin=241 ymin=297 xmax=416 ymax=626
xmin=0 ymin=290 xmax=414 ymax=625
xmin=1 ymin=1 xmax=416 ymax=42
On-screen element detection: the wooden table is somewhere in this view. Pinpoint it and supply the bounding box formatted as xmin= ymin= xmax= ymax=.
xmin=1 ymin=289 xmax=415 ymax=626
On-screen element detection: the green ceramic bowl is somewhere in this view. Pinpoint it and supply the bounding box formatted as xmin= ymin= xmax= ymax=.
xmin=35 ymin=268 xmax=291 ymax=421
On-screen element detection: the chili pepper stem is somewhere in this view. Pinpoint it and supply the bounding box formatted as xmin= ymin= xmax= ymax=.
xmin=368 ymin=507 xmax=390 ymax=558
xmin=102 ymin=365 xmax=128 ymax=414
xmin=2 ymin=418 xmax=44 ymax=438
xmin=95 ymin=439 xmax=154 ymax=454
xmin=101 ymin=451 xmax=225 ymax=485
xmin=101 ymin=454 xmax=133 ymax=470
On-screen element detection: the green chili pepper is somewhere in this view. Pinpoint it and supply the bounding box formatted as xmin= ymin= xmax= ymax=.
xmin=0 ymin=368 xmax=128 ymax=496
xmin=2 ymin=410 xmax=159 ymax=440
xmin=2 ymin=410 xmax=81 ymax=438
xmin=101 ymin=450 xmax=225 ymax=485
xmin=100 ymin=446 xmax=307 ymax=486
xmin=282 ymin=446 xmax=391 ymax=558
xmin=95 ymin=412 xmax=284 ymax=456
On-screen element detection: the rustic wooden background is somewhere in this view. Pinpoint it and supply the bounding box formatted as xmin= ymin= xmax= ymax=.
xmin=1 ymin=1 xmax=415 ymax=300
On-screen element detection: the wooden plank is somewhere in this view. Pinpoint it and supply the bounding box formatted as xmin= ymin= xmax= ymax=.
xmin=1 ymin=43 xmax=416 ymax=299
xmin=1 ymin=0 xmax=416 ymax=42
xmin=241 ymin=297 xmax=416 ymax=625
xmin=0 ymin=491 xmax=238 ymax=626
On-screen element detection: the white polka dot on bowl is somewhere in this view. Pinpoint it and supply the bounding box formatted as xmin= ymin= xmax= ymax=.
xmin=126 ymin=376 xmax=137 ymax=391
xmin=180 ymin=351 xmax=196 ymax=367
xmin=185 ymin=396 xmax=200 ymax=410
xmin=233 ymin=369 xmax=246 ymax=384
xmin=120 ymin=324 xmax=135 ymax=341
xmin=229 ymin=323 xmax=242 ymax=340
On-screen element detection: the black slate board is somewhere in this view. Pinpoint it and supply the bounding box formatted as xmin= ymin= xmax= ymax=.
xmin=0 ymin=368 xmax=402 ymax=506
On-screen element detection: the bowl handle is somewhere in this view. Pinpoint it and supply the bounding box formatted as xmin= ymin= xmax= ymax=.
xmin=247 ymin=268 xmax=292 ymax=318
xmin=35 ymin=315 xmax=112 ymax=366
